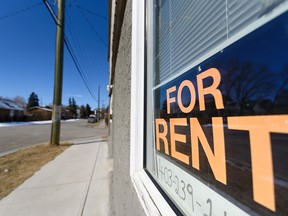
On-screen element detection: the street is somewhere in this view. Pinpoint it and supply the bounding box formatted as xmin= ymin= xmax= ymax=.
xmin=0 ymin=120 xmax=107 ymax=156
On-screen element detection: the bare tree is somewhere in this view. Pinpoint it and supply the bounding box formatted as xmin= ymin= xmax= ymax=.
xmin=272 ymin=65 xmax=288 ymax=104
xmin=13 ymin=96 xmax=26 ymax=109
xmin=221 ymin=59 xmax=276 ymax=114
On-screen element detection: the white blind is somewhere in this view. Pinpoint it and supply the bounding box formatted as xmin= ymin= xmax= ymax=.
xmin=156 ymin=0 xmax=265 ymax=84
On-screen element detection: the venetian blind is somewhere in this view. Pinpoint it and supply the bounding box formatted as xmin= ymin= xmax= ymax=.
xmin=157 ymin=0 xmax=264 ymax=84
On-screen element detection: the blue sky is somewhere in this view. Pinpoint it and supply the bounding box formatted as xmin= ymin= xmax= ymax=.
xmin=0 ymin=0 xmax=108 ymax=110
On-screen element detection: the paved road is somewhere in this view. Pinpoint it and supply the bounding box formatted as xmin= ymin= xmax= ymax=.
xmin=0 ymin=120 xmax=108 ymax=156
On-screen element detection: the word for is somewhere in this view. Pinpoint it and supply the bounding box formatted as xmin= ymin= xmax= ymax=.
xmin=155 ymin=68 xmax=288 ymax=211
xmin=166 ymin=68 xmax=223 ymax=113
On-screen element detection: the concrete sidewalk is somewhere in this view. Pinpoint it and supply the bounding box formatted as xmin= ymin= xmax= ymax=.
xmin=0 ymin=122 xmax=112 ymax=216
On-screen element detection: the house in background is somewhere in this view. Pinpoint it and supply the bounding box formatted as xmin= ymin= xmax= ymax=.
xmin=26 ymin=106 xmax=52 ymax=121
xmin=0 ymin=99 xmax=24 ymax=122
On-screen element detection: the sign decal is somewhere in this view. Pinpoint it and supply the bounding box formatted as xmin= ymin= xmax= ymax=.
xmin=153 ymin=11 xmax=288 ymax=215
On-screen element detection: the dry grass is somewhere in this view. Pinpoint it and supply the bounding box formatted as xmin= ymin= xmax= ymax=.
xmin=0 ymin=144 xmax=70 ymax=199
xmin=101 ymin=134 xmax=108 ymax=139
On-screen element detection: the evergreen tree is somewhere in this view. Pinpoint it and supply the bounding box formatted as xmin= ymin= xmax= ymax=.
xmin=85 ymin=104 xmax=91 ymax=118
xmin=27 ymin=92 xmax=39 ymax=108
xmin=72 ymin=98 xmax=77 ymax=112
xmin=80 ymin=105 xmax=86 ymax=118
xmin=68 ymin=97 xmax=77 ymax=118
xmin=68 ymin=98 xmax=72 ymax=107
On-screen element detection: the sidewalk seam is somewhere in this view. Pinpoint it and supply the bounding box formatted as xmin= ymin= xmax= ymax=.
xmin=80 ymin=142 xmax=102 ymax=216
xmin=15 ymin=180 xmax=93 ymax=192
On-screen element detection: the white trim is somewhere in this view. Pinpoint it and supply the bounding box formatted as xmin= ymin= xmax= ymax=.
xmin=130 ymin=0 xmax=145 ymax=174
xmin=152 ymin=1 xmax=288 ymax=90
xmin=130 ymin=0 xmax=175 ymax=215
xmin=108 ymin=0 xmax=116 ymax=86
xmin=131 ymin=172 xmax=176 ymax=216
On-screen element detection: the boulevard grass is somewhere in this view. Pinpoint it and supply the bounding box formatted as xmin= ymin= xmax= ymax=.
xmin=0 ymin=144 xmax=70 ymax=199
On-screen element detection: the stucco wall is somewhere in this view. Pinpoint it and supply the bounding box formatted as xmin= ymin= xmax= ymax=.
xmin=110 ymin=0 xmax=146 ymax=215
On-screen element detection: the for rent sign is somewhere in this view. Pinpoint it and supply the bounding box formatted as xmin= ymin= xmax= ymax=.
xmin=155 ymin=67 xmax=288 ymax=212
xmin=152 ymin=11 xmax=288 ymax=216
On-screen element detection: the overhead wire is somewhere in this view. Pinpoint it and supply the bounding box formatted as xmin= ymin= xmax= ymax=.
xmin=74 ymin=5 xmax=107 ymax=20
xmin=64 ymin=36 xmax=98 ymax=102
xmin=72 ymin=5 xmax=105 ymax=70
xmin=78 ymin=8 xmax=108 ymax=48
xmin=65 ymin=6 xmax=99 ymax=100
xmin=0 ymin=2 xmax=43 ymax=21
xmin=0 ymin=0 xmax=99 ymax=103
xmin=42 ymin=0 xmax=60 ymax=26
xmin=66 ymin=8 xmax=90 ymax=77
xmin=71 ymin=7 xmax=101 ymax=71
xmin=65 ymin=4 xmax=104 ymax=100
xmin=42 ymin=0 xmax=98 ymax=103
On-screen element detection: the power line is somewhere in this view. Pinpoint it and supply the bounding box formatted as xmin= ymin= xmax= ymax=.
xmin=64 ymin=36 xmax=98 ymax=103
xmin=65 ymin=8 xmax=98 ymax=101
xmin=78 ymin=9 xmax=108 ymax=48
xmin=42 ymin=0 xmax=60 ymax=26
xmin=66 ymin=5 xmax=99 ymax=80
xmin=0 ymin=2 xmax=43 ymax=20
xmin=66 ymin=9 xmax=90 ymax=75
xmin=42 ymin=0 xmax=98 ymax=103
xmin=75 ymin=5 xmax=107 ymax=20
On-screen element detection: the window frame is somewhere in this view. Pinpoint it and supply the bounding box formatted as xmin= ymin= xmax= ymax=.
xmin=129 ymin=0 xmax=288 ymax=215
xmin=129 ymin=0 xmax=176 ymax=215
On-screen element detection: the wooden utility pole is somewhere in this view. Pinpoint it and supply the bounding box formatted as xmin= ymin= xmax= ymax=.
xmin=98 ymin=85 xmax=100 ymax=121
xmin=50 ymin=0 xmax=65 ymax=145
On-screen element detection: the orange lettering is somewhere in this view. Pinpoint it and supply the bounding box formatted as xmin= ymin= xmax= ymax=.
xmin=170 ymin=118 xmax=189 ymax=165
xmin=155 ymin=118 xmax=169 ymax=155
xmin=196 ymin=68 xmax=224 ymax=111
xmin=177 ymin=80 xmax=196 ymax=113
xmin=166 ymin=86 xmax=176 ymax=114
xmin=228 ymin=115 xmax=288 ymax=211
xmin=190 ymin=117 xmax=226 ymax=184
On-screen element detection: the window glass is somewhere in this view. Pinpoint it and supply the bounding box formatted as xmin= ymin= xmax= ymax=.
xmin=146 ymin=1 xmax=288 ymax=215
xmin=154 ymin=0 xmax=265 ymax=86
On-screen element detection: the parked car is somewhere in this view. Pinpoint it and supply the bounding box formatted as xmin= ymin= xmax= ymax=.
xmin=87 ymin=115 xmax=97 ymax=123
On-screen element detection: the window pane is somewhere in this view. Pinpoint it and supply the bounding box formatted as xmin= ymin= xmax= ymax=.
xmin=154 ymin=0 xmax=266 ymax=86
xmin=146 ymin=0 xmax=288 ymax=215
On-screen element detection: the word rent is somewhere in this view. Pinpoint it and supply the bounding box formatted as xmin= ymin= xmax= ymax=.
xmin=155 ymin=68 xmax=288 ymax=212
